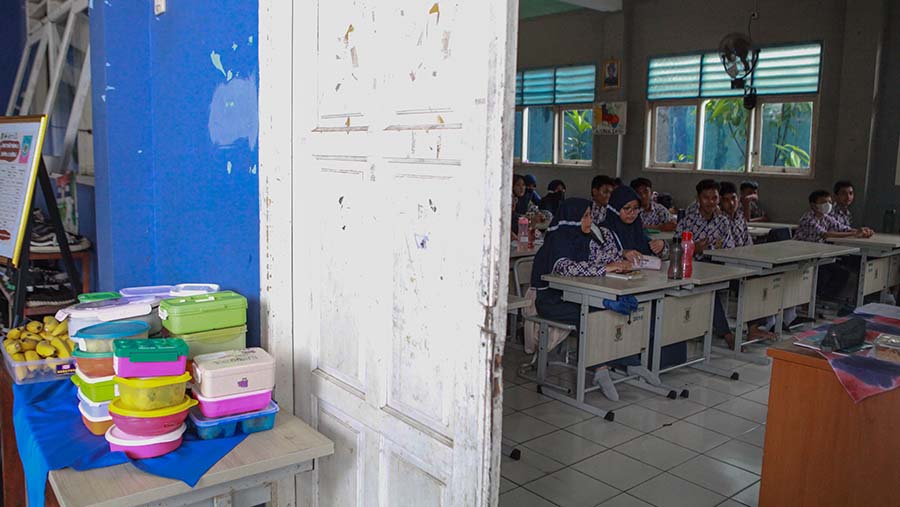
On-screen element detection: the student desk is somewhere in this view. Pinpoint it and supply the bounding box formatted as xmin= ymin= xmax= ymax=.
xmin=510 ymin=241 xmax=542 ymax=259
xmin=707 ymin=241 xmax=859 ymax=363
xmin=746 ymin=226 xmax=770 ymax=239
xmin=648 ymin=229 xmax=767 ymax=244
xmin=748 ymin=221 xmax=797 ymax=231
xmin=826 ymin=233 xmax=900 ymax=306
xmin=48 ymin=414 xmax=334 ymax=507
xmin=760 ymin=341 xmax=900 ymax=507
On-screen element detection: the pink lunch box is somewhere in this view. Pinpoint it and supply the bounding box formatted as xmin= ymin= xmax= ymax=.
xmin=193 ymin=389 xmax=273 ymax=418
xmin=105 ymin=424 xmax=186 ymax=459
xmin=192 ymin=348 xmax=275 ymax=398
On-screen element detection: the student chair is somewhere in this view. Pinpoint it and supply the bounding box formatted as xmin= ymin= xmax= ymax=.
xmin=512 ymin=258 xmax=533 ymax=297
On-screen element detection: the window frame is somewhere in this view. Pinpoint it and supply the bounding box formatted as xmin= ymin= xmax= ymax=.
xmin=557 ymin=104 xmax=595 ymax=166
xmin=697 ymin=96 xmax=753 ymax=174
xmin=645 ymin=98 xmax=700 ymax=171
xmin=750 ymin=95 xmax=819 ymax=177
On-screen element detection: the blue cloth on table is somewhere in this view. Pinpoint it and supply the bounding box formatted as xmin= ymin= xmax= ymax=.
xmin=13 ymin=379 xmax=247 ymax=506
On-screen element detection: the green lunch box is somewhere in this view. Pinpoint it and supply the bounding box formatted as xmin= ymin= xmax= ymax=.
xmin=179 ymin=325 xmax=248 ymax=359
xmin=71 ymin=369 xmax=117 ymax=403
xmin=77 ymin=291 xmax=122 ymax=303
xmin=159 ymin=291 xmax=247 ymax=335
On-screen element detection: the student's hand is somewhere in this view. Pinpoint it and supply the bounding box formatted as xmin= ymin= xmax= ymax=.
xmin=623 ymin=250 xmax=643 ymax=266
xmin=605 ymin=260 xmax=633 ymax=273
xmin=650 ymin=240 xmax=665 ymax=255
xmin=862 ymin=227 xmax=875 ymax=238
xmin=694 ymin=239 xmax=710 ymax=253
xmin=742 ymin=194 xmax=758 ymax=203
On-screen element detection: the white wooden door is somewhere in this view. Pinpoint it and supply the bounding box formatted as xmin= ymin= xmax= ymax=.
xmin=287 ymin=1 xmax=517 ymax=505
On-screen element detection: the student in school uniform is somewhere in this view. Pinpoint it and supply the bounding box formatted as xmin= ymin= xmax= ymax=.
xmin=530 ymin=198 xmax=633 ymax=400
xmin=524 ymin=174 xmax=542 ymax=207
xmin=719 ymin=182 xmax=752 ymax=247
xmin=831 ymin=181 xmax=874 ymax=236
xmin=740 ymin=181 xmax=769 ymax=222
xmin=540 ymin=179 xmax=566 ymax=218
xmin=513 ymin=174 xmax=551 ymax=240
xmin=590 ymin=175 xmax=616 ymax=225
xmin=630 ymin=177 xmax=676 ymax=232
xmin=794 ymin=190 xmax=869 ymax=243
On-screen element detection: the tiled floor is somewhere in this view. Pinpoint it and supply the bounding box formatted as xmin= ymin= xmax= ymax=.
xmin=500 ymin=344 xmax=769 ymax=507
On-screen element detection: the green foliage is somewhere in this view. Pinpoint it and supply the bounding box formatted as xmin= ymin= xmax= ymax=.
xmin=563 ymin=109 xmax=593 ymax=160
xmin=774 ymin=143 xmax=811 ymax=167
xmin=766 ymin=102 xmax=812 ymax=167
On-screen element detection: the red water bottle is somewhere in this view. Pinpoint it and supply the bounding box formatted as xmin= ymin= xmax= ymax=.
xmin=518 ymin=216 xmax=529 ymax=249
xmin=681 ymin=231 xmax=694 ymax=278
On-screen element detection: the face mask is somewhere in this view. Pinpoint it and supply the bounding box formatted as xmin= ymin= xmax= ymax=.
xmin=817 ymin=203 xmax=832 ymax=214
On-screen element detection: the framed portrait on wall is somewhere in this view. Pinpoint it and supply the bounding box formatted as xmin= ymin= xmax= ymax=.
xmin=602 ymin=59 xmax=620 ymax=90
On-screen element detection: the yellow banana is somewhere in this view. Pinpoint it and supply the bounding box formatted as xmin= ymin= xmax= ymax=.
xmin=25 ymin=321 xmax=43 ymax=334
xmin=50 ymin=338 xmax=70 ymax=358
xmin=43 ymin=316 xmax=59 ymax=326
xmin=44 ymin=322 xmax=57 ymax=332
xmin=40 ymin=331 xmax=53 ymax=340
xmin=11 ymin=352 xmax=25 ymax=362
xmin=6 ymin=328 xmax=21 ymax=340
xmin=51 ymin=320 xmax=68 ymax=337
xmin=5 ymin=341 xmax=22 ymax=354
xmin=19 ymin=339 xmax=38 ymax=351
xmin=36 ymin=341 xmax=57 ymax=358
xmin=24 ymin=351 xmax=40 ymax=371
xmin=22 ymin=331 xmax=40 ymax=340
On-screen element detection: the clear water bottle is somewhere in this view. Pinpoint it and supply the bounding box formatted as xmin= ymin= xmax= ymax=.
xmin=668 ymin=235 xmax=684 ymax=279
xmin=681 ymin=231 xmax=695 ymax=278
xmin=518 ymin=216 xmax=529 ymax=248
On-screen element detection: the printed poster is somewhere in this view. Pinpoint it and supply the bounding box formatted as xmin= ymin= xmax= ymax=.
xmin=593 ymin=101 xmax=627 ymax=135
xmin=0 ymin=116 xmax=47 ymax=266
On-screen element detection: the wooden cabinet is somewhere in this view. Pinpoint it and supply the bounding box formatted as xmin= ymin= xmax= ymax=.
xmin=741 ymin=274 xmax=783 ymax=321
xmin=660 ymin=292 xmax=713 ymax=346
xmin=781 ymin=266 xmax=814 ymax=307
xmin=862 ymin=257 xmax=889 ymax=296
xmin=583 ymin=302 xmax=650 ymax=365
xmin=761 ymin=343 xmax=900 ymax=507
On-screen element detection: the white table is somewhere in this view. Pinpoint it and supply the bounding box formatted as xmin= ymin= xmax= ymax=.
xmin=747 ymin=226 xmax=769 ymax=239
xmin=827 ymin=234 xmax=900 ymax=306
xmin=708 ymin=240 xmax=859 ymax=363
xmin=510 ymin=241 xmax=542 ymax=259
xmin=750 ymin=221 xmax=798 ymax=231
xmin=650 ymin=228 xmax=767 ymax=244
xmin=49 ymin=414 xmax=333 ymax=507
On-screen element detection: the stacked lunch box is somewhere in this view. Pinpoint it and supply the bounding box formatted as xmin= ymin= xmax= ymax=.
xmin=159 ymin=291 xmax=248 ymax=372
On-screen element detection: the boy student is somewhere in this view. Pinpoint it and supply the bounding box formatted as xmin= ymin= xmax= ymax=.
xmin=795 ymin=190 xmax=870 ymax=243
xmin=630 ymin=177 xmax=676 ymax=232
xmin=832 ymin=180 xmax=875 ymax=236
xmin=540 ymin=179 xmax=566 ymax=218
xmin=718 ymin=182 xmax=752 ymax=247
xmin=740 ymin=181 xmax=769 ymax=222
xmin=523 ymin=174 xmax=542 ymax=207
xmin=590 ymin=175 xmax=616 ymax=225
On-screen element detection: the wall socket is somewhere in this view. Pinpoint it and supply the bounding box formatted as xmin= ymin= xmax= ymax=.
xmin=154 ymin=0 xmax=166 ymax=15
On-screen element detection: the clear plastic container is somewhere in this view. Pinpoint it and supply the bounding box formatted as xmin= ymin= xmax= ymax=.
xmin=2 ymin=346 xmax=75 ymax=384
xmin=119 ymin=285 xmax=174 ymax=299
xmin=105 ymin=424 xmax=186 ymax=459
xmin=115 ymin=372 xmax=191 ymax=411
xmin=189 ymin=401 xmax=280 ymax=440
xmin=192 ymin=348 xmax=275 ymax=398
xmin=179 ymin=325 xmax=247 ymax=359
xmin=194 ymin=389 xmax=273 ymax=418
xmin=77 ymin=389 xmax=111 ymax=419
xmin=79 ymin=404 xmax=114 ymax=436
xmin=73 ymin=321 xmax=150 ymax=353
xmin=169 ymin=283 xmax=220 ymax=297
xmin=72 ymin=368 xmax=117 ymax=402
xmin=874 ymin=334 xmax=900 ymax=364
xmin=57 ymin=298 xmax=160 ymax=337
xmin=73 ymin=349 xmax=115 ymax=377
xmin=108 ymin=396 xmax=197 ymax=437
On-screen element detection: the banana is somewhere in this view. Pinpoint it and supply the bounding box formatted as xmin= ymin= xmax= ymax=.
xmin=39 ymin=331 xmax=53 ymax=340
xmin=12 ymin=353 xmax=27 ymax=382
xmin=43 ymin=316 xmax=59 ymax=326
xmin=19 ymin=339 xmax=38 ymax=351
xmin=22 ymin=331 xmax=41 ymax=341
xmin=25 ymin=321 xmax=43 ymax=334
xmin=6 ymin=328 xmax=21 ymax=340
xmin=5 ymin=341 xmax=22 ymax=354
xmin=51 ymin=320 xmax=68 ymax=337
xmin=24 ymin=351 xmax=40 ymax=371
xmin=44 ymin=322 xmax=57 ymax=332
xmin=36 ymin=341 xmax=57 ymax=358
xmin=50 ymin=338 xmax=70 ymax=358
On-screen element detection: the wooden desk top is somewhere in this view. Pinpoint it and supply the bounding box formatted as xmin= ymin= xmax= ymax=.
xmin=766 ymin=339 xmax=829 ymax=371
xmin=708 ymin=240 xmax=859 ymax=266
xmin=49 ymin=414 xmax=334 ymax=507
xmin=827 ymin=233 xmax=900 ymax=250
xmin=685 ymin=261 xmax=756 ymax=285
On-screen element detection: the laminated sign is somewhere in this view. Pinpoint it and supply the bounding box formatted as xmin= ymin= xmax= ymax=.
xmin=0 ymin=115 xmax=47 ymax=266
xmin=593 ymin=101 xmax=627 ymax=136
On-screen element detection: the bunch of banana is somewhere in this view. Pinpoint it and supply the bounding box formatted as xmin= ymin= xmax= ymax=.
xmin=3 ymin=316 xmax=74 ymax=382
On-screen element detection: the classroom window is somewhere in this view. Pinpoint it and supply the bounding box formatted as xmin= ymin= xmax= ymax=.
xmin=560 ymin=107 xmax=593 ymax=164
xmin=515 ymin=65 xmax=595 ymax=166
xmin=644 ymin=43 xmax=821 ymax=176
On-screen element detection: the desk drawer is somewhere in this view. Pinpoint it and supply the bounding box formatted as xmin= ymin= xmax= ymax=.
xmin=889 ymin=256 xmax=900 ymax=288
xmin=661 ymin=292 xmax=713 ymax=346
xmin=584 ymin=302 xmax=650 ymax=366
xmin=782 ymin=266 xmax=814 ymax=307
xmin=863 ymin=257 xmax=889 ymax=296
xmin=741 ymin=274 xmax=783 ymax=321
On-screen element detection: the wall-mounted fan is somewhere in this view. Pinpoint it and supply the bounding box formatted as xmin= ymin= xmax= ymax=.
xmin=718 ymin=30 xmax=760 ymax=110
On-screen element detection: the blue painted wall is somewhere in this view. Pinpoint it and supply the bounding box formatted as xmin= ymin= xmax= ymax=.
xmin=0 ymin=0 xmax=26 ymax=112
xmin=90 ymin=1 xmax=260 ymax=344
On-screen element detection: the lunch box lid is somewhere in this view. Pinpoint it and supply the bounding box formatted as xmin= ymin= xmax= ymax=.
xmin=119 ymin=285 xmax=175 ymax=298
xmin=73 ymin=349 xmax=114 ymax=359
xmin=114 ymin=338 xmax=188 ymax=362
xmin=108 ymin=396 xmax=197 ymax=418
xmin=78 ymin=403 xmax=113 ymax=423
xmin=74 ymin=321 xmax=151 ymax=340
xmin=169 ymin=283 xmax=220 ymax=297
xmin=77 ymin=292 xmax=122 ymax=303
xmin=105 ymin=423 xmax=186 ymax=445
xmin=56 ymin=299 xmax=153 ymax=322
xmin=114 ymin=372 xmax=191 ymax=389
xmin=189 ymin=400 xmax=279 ymax=427
xmin=192 ymin=347 xmax=274 ymax=375
xmin=159 ymin=291 xmax=247 ymax=318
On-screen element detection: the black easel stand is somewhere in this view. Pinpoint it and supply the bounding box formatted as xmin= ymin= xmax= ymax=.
xmin=11 ymin=159 xmax=81 ymax=326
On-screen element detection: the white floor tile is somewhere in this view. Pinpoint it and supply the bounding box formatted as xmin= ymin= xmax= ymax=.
xmin=584 ymin=383 xmax=653 ymax=412
xmin=733 ymin=364 xmax=771 ymax=386
xmin=652 ymin=420 xmax=730 ymax=453
xmin=504 ymin=385 xmax=553 ymax=411
xmin=572 ymin=450 xmax=663 ymax=491
xmin=734 ymin=424 xmax=766 ymax=448
xmin=612 ymin=404 xmax=677 ymax=433
xmin=713 ymin=398 xmax=767 ymax=424
xmin=685 ymin=409 xmax=759 ymax=438
xmin=669 ymin=455 xmax=759 ymax=497
xmin=731 ymin=481 xmax=760 ymax=507
xmin=706 ymin=440 xmax=763 ymax=475
xmin=523 ymin=429 xmax=606 ymax=465
xmin=499 ymin=487 xmax=557 ymax=507
xmin=523 ymin=400 xmax=594 ymax=428
xmin=629 ymin=473 xmax=725 ymax=507
xmin=597 ymin=493 xmax=654 ymax=507
xmin=524 ymin=468 xmax=620 ymax=507
xmin=499 ymin=477 xmax=517 ymax=494
xmin=637 ymin=397 xmax=708 ymax=419
xmin=683 ymin=386 xmax=735 ymax=407
xmin=705 ymin=356 xmax=750 ymax=371
xmin=565 ymin=418 xmax=643 ymax=448
xmin=694 ymin=376 xmax=758 ymax=396
xmin=717 ymin=500 xmax=747 ymax=507
xmin=504 ymin=406 xmax=516 ymax=416
xmin=614 ymin=434 xmax=698 ymax=470
xmin=740 ymin=386 xmax=770 ymax=406
xmin=503 ymin=412 xmax=558 ymax=443
xmin=500 ymin=448 xmax=565 ymax=485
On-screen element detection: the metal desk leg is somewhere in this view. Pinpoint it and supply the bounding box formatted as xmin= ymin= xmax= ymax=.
xmin=856 ymin=253 xmax=868 ymax=308
xmin=714 ymin=278 xmax=769 ymax=365
xmin=691 ymin=289 xmax=740 ymax=380
xmin=623 ymin=299 xmax=678 ymax=399
xmin=808 ymin=262 xmax=820 ymax=322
